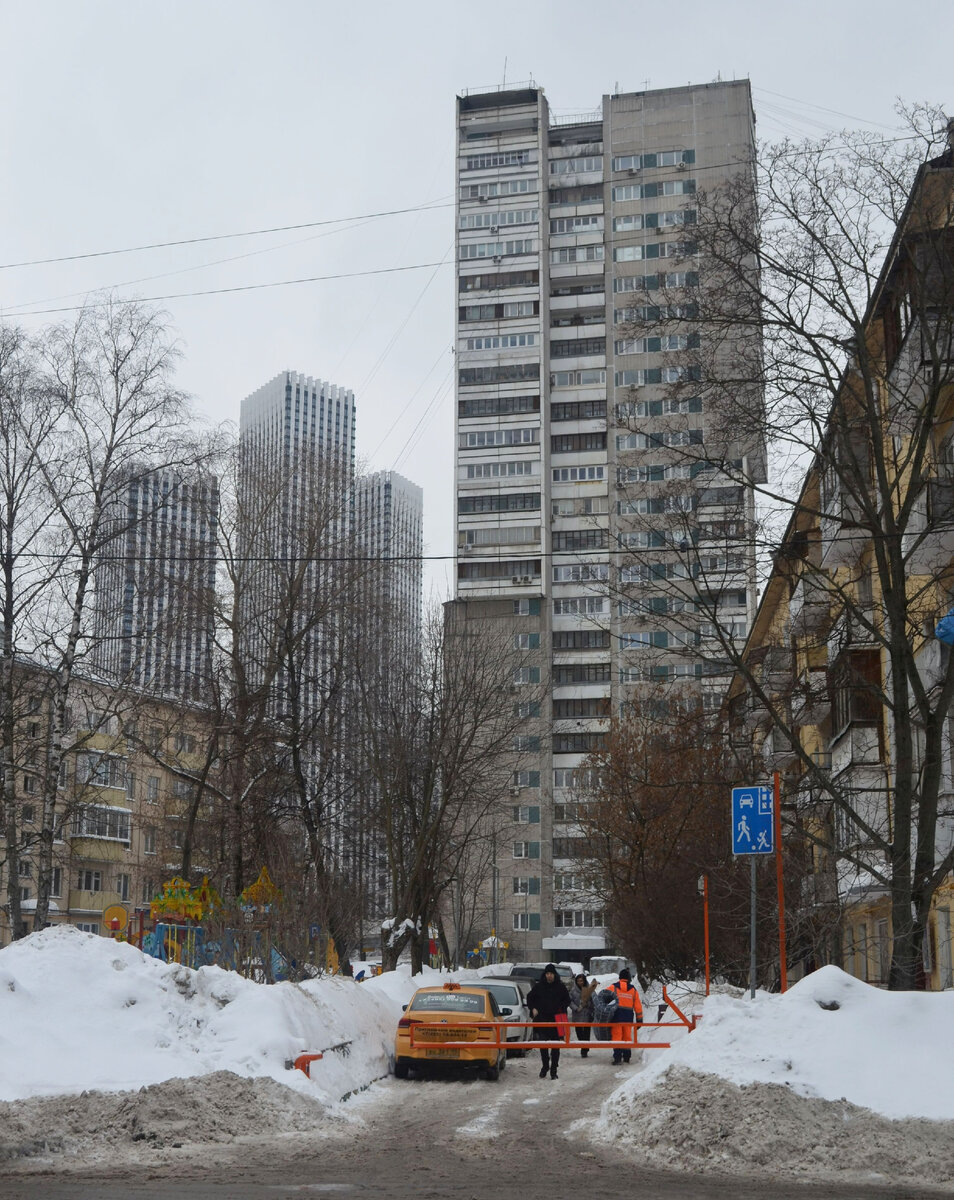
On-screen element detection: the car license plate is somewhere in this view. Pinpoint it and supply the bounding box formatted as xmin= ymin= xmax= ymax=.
xmin=417 ymin=1028 xmax=473 ymax=1042
xmin=425 ymin=1047 xmax=460 ymax=1058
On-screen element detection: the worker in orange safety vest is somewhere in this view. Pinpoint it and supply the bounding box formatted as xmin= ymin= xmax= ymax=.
xmin=601 ymin=969 xmax=643 ymax=1064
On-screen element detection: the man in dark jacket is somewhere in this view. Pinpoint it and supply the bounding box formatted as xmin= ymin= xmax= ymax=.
xmin=526 ymin=963 xmax=572 ymax=1079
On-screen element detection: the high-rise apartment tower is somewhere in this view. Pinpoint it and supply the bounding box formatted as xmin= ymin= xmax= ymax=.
xmin=452 ymin=81 xmax=764 ymax=961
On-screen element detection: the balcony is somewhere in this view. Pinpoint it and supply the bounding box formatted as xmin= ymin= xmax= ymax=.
xmin=789 ymin=574 xmax=831 ymax=637
xmin=791 ymin=663 xmax=831 ymax=728
xmin=748 ymin=644 xmax=793 ymax=694
xmin=760 ymin=724 xmax=799 ymax=771
xmin=902 ymin=478 xmax=954 ymax=575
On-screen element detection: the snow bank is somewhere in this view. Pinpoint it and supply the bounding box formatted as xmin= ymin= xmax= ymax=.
xmin=0 ymin=925 xmax=417 ymax=1106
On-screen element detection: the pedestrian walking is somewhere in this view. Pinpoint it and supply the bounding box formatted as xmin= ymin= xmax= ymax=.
xmin=568 ymin=972 xmax=598 ymax=1057
xmin=527 ymin=963 xmax=571 ymax=1079
xmin=598 ymin=968 xmax=643 ymax=1065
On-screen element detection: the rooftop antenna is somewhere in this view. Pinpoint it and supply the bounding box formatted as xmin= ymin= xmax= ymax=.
xmin=503 ymin=56 xmax=507 ymax=89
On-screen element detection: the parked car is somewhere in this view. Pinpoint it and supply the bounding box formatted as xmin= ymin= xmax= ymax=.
xmin=507 ymin=961 xmax=575 ymax=986
xmin=393 ymin=982 xmax=507 ymax=1080
xmin=468 ymin=977 xmax=532 ymax=1055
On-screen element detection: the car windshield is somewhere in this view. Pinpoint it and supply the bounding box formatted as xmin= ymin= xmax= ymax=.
xmin=482 ymin=984 xmax=519 ymax=1006
xmin=409 ymin=992 xmax=485 ymax=1013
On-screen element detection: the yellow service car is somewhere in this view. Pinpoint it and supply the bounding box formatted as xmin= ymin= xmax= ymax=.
xmin=393 ymin=982 xmax=507 ymax=1080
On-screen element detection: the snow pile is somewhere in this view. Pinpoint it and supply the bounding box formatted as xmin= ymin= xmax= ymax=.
xmin=0 ymin=926 xmax=415 ymax=1108
xmin=594 ymin=965 xmax=954 ymax=1185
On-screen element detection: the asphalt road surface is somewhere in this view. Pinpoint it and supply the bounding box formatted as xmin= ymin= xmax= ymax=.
xmin=3 ymin=1051 xmax=947 ymax=1200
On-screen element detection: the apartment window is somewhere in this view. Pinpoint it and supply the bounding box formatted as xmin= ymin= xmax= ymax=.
xmin=553 ymin=697 xmax=611 ymax=718
xmin=77 ymin=869 xmax=103 ymax=892
xmin=551 ymin=369 xmax=605 ymax=388
xmin=552 ymin=630 xmax=610 ymax=651
xmin=458 ymin=559 xmax=541 ymax=582
xmin=174 ymin=732 xmax=196 ymax=754
xmin=615 ymin=334 xmax=700 ymax=355
xmin=460 ymin=428 xmax=538 ymax=449
xmin=611 ymin=179 xmax=696 ymax=201
xmin=554 ymin=767 xmax=602 ymax=790
xmin=143 ymin=826 xmax=157 ymax=855
xmin=550 ymin=215 xmax=603 ymax=234
xmin=552 ymin=838 xmax=595 ymax=859
xmin=464 ymin=150 xmax=536 ymax=171
xmin=553 ymin=663 xmax=611 ymax=684
xmin=117 ymin=873 xmax=130 ymax=902
xmin=513 ymin=841 xmax=541 ymax=860
xmin=463 ymin=462 xmax=537 ymax=484
xmin=831 ymin=649 xmax=883 ymax=737
xmin=465 ymin=333 xmax=537 ymax=350
xmin=552 ymin=563 xmax=608 ymax=583
xmin=460 ymin=179 xmax=537 ymax=200
xmin=550 ymin=155 xmax=602 ymax=175
xmin=553 ymin=732 xmax=605 ymax=754
xmin=553 ymin=872 xmax=586 ymax=891
xmin=459 ymin=238 xmax=536 ymax=260
xmin=50 ymin=867 xmax=62 ymax=898
xmin=612 ymin=149 xmax=695 ymax=171
xmin=552 ymin=596 xmax=608 ymax=616
xmin=141 ymin=878 xmax=155 ymax=904
xmin=18 ymin=860 xmax=31 ymax=878
xmin=460 ymin=209 xmax=539 ymax=230
xmin=19 ymin=886 xmax=31 ymax=903
xmin=21 ymin=804 xmax=36 ymax=824
xmin=458 ymin=364 xmax=540 ymax=386
xmin=552 ymin=530 xmax=608 ymax=553
xmin=513 ymin=734 xmax=541 ymax=752
xmin=512 ymin=667 xmax=541 ymax=685
xmin=551 ymin=432 xmax=607 ymax=454
xmin=459 ymin=394 xmax=540 ymax=419
xmin=513 ymin=876 xmax=541 ymax=895
xmin=551 ymin=337 xmax=606 ymax=358
xmin=551 ymin=465 xmax=605 ymax=483
xmin=76 ymin=922 xmax=100 ymax=934
xmin=550 ymin=245 xmax=604 ymax=264
xmin=512 ymin=802 xmax=541 ymax=821
xmin=514 ymin=701 xmax=542 ymax=718
xmin=459 ymin=492 xmax=541 ymax=515
xmin=554 ymin=803 xmax=590 ymax=822
xmin=554 ymin=910 xmax=604 ymax=928
xmin=459 ymin=301 xmax=538 ymax=322
xmin=146 ymin=775 xmax=160 ymax=803
xmin=513 ymin=912 xmax=541 ymax=931
xmin=513 ymin=598 xmax=541 ymax=616
xmin=549 ymin=183 xmax=603 ymax=205
xmin=22 ymin=774 xmax=36 ymax=794
xmin=458 ymin=269 xmax=539 ymax=293
xmin=513 ymin=632 xmax=540 ymax=649
xmin=126 ymin=772 xmax=136 ymax=802
xmin=551 ymin=400 xmax=606 ymax=422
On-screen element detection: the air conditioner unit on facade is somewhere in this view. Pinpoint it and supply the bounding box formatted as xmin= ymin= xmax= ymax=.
xmin=493 ymin=255 xmax=503 ymax=264
xmin=490 ymin=226 xmax=499 ymax=235
xmin=512 ymin=575 xmax=521 ymax=584
xmin=677 ymin=160 xmax=688 ymax=170
xmin=628 ymin=167 xmax=639 ymax=176
xmin=510 ymin=787 xmax=522 ymax=796
xmin=521 ymin=576 xmax=532 ymax=584
xmin=478 ymin=195 xmax=489 ymax=203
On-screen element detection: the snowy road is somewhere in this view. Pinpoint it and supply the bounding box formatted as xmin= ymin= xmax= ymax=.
xmin=3 ymin=1051 xmax=949 ymax=1199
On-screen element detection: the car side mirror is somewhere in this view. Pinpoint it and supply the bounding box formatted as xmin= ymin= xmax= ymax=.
xmin=500 ymin=1006 xmax=513 ymax=1016
xmin=401 ymin=1004 xmax=407 ymax=1012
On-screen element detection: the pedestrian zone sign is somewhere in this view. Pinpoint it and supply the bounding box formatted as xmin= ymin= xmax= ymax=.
xmin=731 ymin=785 xmax=774 ymax=855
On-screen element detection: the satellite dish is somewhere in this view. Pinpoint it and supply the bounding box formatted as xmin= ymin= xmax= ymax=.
xmin=102 ymin=904 xmax=128 ymax=933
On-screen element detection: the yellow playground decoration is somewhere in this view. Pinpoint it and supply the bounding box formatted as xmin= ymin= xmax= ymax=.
xmin=150 ymin=876 xmax=222 ymax=924
xmin=239 ymin=865 xmax=281 ymax=912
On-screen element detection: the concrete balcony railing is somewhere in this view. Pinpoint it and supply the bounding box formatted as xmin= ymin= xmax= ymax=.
xmin=902 ymin=478 xmax=954 ymax=575
xmin=789 ymin=574 xmax=831 ymax=637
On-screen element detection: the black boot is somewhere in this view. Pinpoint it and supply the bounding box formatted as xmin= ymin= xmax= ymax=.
xmin=539 ymin=1050 xmax=550 ymax=1078
xmin=550 ymin=1050 xmax=560 ymax=1079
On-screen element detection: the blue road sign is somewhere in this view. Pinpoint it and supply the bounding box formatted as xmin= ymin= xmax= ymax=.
xmin=731 ymin=785 xmax=774 ymax=855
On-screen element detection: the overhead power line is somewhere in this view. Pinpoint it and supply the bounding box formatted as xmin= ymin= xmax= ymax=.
xmin=0 ymin=199 xmax=454 ymax=271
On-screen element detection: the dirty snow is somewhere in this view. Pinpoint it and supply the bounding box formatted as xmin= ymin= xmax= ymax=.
xmin=2 ymin=927 xmax=954 ymax=1188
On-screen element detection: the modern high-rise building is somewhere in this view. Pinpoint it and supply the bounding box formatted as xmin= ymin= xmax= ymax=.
xmin=92 ymin=468 xmax=219 ymax=702
xmin=349 ymin=470 xmax=424 ymax=947
xmin=452 ymin=81 xmax=764 ymax=961
xmin=238 ymin=370 xmax=357 ymax=711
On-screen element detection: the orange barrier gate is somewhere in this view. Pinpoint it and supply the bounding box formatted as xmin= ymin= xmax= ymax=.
xmin=409 ymin=988 xmax=699 ymax=1052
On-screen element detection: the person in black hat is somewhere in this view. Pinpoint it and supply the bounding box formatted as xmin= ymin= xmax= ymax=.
xmin=526 ymin=964 xmax=571 ymax=1079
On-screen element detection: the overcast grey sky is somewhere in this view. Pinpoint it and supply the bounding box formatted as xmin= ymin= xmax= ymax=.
xmin=1 ymin=0 xmax=951 ymax=600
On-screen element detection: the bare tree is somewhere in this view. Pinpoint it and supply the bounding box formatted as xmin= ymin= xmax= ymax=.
xmin=354 ymin=601 xmax=539 ymax=974
xmin=608 ymin=106 xmax=954 ymax=987
xmin=6 ymin=298 xmax=205 ymax=932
